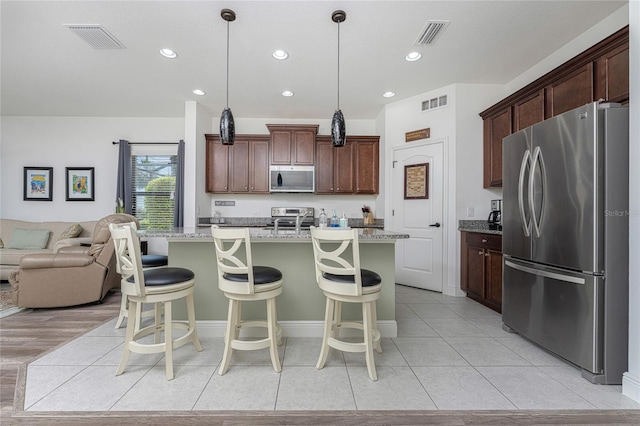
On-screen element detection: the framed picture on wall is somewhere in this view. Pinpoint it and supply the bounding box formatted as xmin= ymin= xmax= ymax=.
xmin=404 ymin=163 xmax=429 ymax=200
xmin=65 ymin=167 xmax=95 ymax=201
xmin=23 ymin=167 xmax=53 ymax=201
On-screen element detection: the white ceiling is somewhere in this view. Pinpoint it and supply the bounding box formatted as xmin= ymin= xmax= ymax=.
xmin=0 ymin=1 xmax=627 ymax=120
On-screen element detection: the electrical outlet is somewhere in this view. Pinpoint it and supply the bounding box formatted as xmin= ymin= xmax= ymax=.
xmin=467 ymin=207 xmax=474 ymax=217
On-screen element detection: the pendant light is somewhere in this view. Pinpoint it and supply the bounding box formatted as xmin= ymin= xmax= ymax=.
xmin=331 ymin=10 xmax=346 ymax=148
xmin=220 ymin=9 xmax=236 ymax=145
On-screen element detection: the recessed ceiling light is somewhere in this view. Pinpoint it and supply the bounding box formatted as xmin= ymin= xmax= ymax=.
xmin=281 ymin=90 xmax=294 ymax=97
xmin=383 ymin=91 xmax=396 ymax=98
xmin=272 ymin=49 xmax=289 ymax=60
xmin=405 ymin=51 xmax=422 ymax=62
xmin=193 ymin=89 xmax=206 ymax=96
xmin=159 ymin=48 xmax=178 ymax=59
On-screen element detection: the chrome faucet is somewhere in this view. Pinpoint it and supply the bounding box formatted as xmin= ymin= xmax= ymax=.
xmin=274 ymin=218 xmax=282 ymax=232
xmin=295 ymin=209 xmax=312 ymax=233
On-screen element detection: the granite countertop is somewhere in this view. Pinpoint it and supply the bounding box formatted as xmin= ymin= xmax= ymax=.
xmin=197 ymin=216 xmax=384 ymax=229
xmin=458 ymin=220 xmax=502 ymax=235
xmin=141 ymin=227 xmax=408 ymax=241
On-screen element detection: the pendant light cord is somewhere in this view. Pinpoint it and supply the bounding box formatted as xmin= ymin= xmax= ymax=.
xmin=226 ymin=20 xmax=230 ymax=108
xmin=337 ymin=20 xmax=340 ymax=110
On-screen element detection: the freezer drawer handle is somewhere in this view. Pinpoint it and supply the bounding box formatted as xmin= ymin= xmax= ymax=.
xmin=505 ymin=260 xmax=586 ymax=285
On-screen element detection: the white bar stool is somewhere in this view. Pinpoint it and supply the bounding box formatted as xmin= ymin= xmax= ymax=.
xmin=115 ymin=254 xmax=168 ymax=330
xmin=310 ymin=226 xmax=383 ymax=381
xmin=211 ymin=226 xmax=283 ymax=375
xmin=110 ymin=222 xmax=202 ymax=380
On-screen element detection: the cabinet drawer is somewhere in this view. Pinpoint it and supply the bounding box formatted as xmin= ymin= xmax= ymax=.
xmin=466 ymin=232 xmax=502 ymax=251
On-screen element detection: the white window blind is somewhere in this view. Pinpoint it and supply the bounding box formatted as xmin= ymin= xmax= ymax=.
xmin=131 ymin=153 xmax=177 ymax=229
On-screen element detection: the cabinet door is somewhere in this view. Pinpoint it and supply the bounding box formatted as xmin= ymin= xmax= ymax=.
xmin=334 ymin=143 xmax=354 ymax=193
xmin=547 ymin=63 xmax=593 ymax=117
xmin=229 ymin=140 xmax=249 ymax=193
xmin=483 ymin=108 xmax=511 ymax=188
xmin=514 ymin=90 xmax=545 ymax=131
xmin=315 ymin=139 xmax=335 ymax=193
xmin=354 ymin=140 xmax=379 ymax=194
xmin=206 ymin=139 xmax=229 ymax=193
xmin=486 ymin=249 xmax=503 ymax=312
xmin=270 ymin=130 xmax=292 ymax=165
xmin=595 ymin=43 xmax=629 ymax=104
xmin=249 ymin=140 xmax=269 ymax=193
xmin=465 ymin=245 xmax=485 ymax=299
xmin=293 ymin=130 xmax=315 ymax=165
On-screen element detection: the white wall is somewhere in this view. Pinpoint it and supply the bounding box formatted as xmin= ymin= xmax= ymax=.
xmin=623 ymin=0 xmax=639 ymax=404
xmin=0 ymin=116 xmax=184 ymax=222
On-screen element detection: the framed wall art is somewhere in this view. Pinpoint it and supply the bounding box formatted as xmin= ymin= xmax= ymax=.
xmin=404 ymin=163 xmax=429 ymax=200
xmin=23 ymin=167 xmax=53 ymax=201
xmin=66 ymin=167 xmax=95 ymax=201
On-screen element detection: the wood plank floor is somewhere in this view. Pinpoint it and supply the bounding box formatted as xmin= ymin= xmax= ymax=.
xmin=1 ymin=290 xmax=639 ymax=425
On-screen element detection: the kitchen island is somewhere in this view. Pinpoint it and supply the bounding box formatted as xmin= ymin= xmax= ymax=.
xmin=140 ymin=227 xmax=408 ymax=337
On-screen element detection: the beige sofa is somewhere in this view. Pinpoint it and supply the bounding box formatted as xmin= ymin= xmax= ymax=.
xmin=7 ymin=214 xmax=137 ymax=308
xmin=1 ymin=218 xmax=97 ymax=281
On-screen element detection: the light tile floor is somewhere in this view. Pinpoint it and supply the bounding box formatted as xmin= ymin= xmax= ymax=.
xmin=22 ymin=285 xmax=640 ymax=412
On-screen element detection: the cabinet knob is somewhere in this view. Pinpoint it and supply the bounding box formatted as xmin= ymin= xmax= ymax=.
xmin=245 ymin=186 xmax=248 ymax=190
xmin=478 ymin=251 xmax=484 ymax=256
xmin=482 ymin=238 xmax=487 ymax=243
xmin=485 ymin=253 xmax=490 ymax=257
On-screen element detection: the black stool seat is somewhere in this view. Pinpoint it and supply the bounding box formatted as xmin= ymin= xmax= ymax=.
xmin=127 ymin=267 xmax=194 ymax=286
xmin=141 ymin=254 xmax=169 ymax=268
xmin=322 ymin=269 xmax=382 ymax=287
xmin=223 ymin=266 xmax=283 ymax=285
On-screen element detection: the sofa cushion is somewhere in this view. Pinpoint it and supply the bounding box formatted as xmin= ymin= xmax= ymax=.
xmin=59 ymin=223 xmax=83 ymax=240
xmin=2 ymin=248 xmax=51 ymax=265
xmin=8 ymin=228 xmax=51 ymax=249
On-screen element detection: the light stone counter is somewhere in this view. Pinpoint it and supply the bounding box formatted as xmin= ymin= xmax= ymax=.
xmin=141 ymin=227 xmax=407 ymax=337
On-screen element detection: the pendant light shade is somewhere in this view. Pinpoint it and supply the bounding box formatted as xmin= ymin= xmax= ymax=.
xmin=220 ymin=8 xmax=236 ymax=145
xmin=220 ymin=107 xmax=235 ymax=145
xmin=331 ymin=10 xmax=347 ymax=148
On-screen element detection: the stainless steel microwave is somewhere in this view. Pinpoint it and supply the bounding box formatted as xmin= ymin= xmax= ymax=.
xmin=269 ymin=165 xmax=315 ymax=192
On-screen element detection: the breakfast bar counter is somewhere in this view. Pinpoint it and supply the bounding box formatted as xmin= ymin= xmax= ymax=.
xmin=141 ymin=228 xmax=408 ymax=337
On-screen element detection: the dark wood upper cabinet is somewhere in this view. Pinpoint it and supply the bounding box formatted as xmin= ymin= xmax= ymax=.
xmin=514 ymin=89 xmax=545 ymax=131
xmin=595 ymin=42 xmax=629 ymax=104
xmin=315 ymin=135 xmax=379 ymax=195
xmin=266 ymin=124 xmax=318 ymax=165
xmin=480 ymin=26 xmax=628 ymax=188
xmin=353 ymin=137 xmax=379 ymax=194
xmin=205 ymin=135 xmax=270 ymax=194
xmin=546 ymin=62 xmax=594 ymax=117
xmin=315 ymin=136 xmax=354 ymax=194
xmin=483 ymin=108 xmax=510 ymax=188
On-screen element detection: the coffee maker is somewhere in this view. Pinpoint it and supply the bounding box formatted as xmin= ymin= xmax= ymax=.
xmin=488 ymin=199 xmax=502 ymax=230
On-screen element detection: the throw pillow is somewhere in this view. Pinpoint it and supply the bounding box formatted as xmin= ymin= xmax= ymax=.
xmin=59 ymin=223 xmax=83 ymax=240
xmin=0 ymin=237 xmax=4 ymax=248
xmin=8 ymin=228 xmax=51 ymax=250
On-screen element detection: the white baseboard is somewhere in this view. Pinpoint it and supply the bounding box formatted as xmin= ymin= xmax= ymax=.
xmin=195 ymin=320 xmax=397 ymax=338
xmin=623 ymin=371 xmax=640 ymax=403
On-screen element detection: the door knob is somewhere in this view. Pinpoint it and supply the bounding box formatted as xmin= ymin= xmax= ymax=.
xmin=429 ymin=222 xmax=441 ymax=227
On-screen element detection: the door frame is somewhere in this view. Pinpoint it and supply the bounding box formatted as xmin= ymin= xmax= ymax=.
xmin=388 ymin=138 xmax=453 ymax=294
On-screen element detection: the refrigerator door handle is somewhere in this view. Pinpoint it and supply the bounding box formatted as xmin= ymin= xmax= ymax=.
xmin=528 ymin=146 xmax=545 ymax=238
xmin=518 ymin=149 xmax=532 ymax=237
xmin=505 ymin=260 xmax=586 ymax=284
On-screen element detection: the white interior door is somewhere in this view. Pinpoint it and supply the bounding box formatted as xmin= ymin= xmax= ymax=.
xmin=391 ymin=142 xmax=444 ymax=292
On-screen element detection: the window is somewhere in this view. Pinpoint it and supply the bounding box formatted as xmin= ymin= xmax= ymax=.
xmin=131 ymin=153 xmax=177 ymax=229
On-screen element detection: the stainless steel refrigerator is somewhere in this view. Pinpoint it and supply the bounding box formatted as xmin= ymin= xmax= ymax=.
xmin=502 ymin=102 xmax=629 ymax=384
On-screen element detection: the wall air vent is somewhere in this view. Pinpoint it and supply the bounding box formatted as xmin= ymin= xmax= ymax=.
xmin=422 ymin=95 xmax=448 ymax=112
xmin=65 ymin=25 xmax=125 ymax=49
xmin=415 ymin=20 xmax=450 ymax=46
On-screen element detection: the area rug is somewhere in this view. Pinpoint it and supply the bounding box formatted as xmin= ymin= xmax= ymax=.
xmin=0 ymin=289 xmax=16 ymax=311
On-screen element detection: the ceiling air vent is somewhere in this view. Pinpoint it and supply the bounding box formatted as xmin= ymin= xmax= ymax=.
xmin=65 ymin=25 xmax=125 ymax=49
xmin=422 ymin=95 xmax=448 ymax=112
xmin=414 ymin=20 xmax=450 ymax=46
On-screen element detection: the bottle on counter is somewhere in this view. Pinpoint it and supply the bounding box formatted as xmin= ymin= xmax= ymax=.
xmin=330 ymin=210 xmax=339 ymax=227
xmin=319 ymin=209 xmax=327 ymax=228
xmin=339 ymin=212 xmax=348 ymax=228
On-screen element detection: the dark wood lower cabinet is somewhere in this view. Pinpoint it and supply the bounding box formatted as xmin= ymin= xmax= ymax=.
xmin=460 ymin=231 xmax=503 ymax=313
